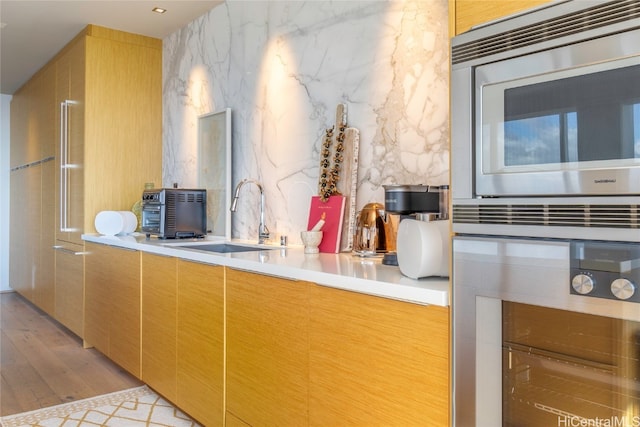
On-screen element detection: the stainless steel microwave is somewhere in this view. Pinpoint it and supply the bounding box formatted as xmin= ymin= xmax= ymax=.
xmin=451 ymin=0 xmax=640 ymax=242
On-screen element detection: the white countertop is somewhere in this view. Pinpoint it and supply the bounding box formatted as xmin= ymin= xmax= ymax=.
xmin=82 ymin=234 xmax=450 ymax=307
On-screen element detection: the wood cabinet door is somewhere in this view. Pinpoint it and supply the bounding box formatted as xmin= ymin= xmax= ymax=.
xmin=176 ymin=260 xmax=225 ymax=427
xmin=9 ymin=63 xmax=56 ymax=314
xmin=108 ymin=246 xmax=141 ymax=377
xmin=55 ymin=37 xmax=85 ymax=245
xmin=82 ymin=29 xmax=162 ymax=234
xmin=84 ymin=242 xmax=141 ymax=377
xmin=226 ymin=269 xmax=310 ymax=427
xmin=9 ymin=85 xmax=28 ymax=168
xmin=36 ymin=65 xmax=57 ymax=314
xmin=9 ymin=167 xmax=30 ymax=300
xmin=141 ymin=252 xmax=177 ymax=402
xmin=37 ymin=63 xmax=57 ymax=159
xmin=84 ymin=242 xmax=112 ymax=352
xmin=309 ymin=285 xmax=450 ymax=427
xmin=54 ymin=241 xmax=85 ymax=338
xmin=453 ymin=0 xmax=549 ymax=35
xmin=37 ymin=159 xmax=56 ymax=316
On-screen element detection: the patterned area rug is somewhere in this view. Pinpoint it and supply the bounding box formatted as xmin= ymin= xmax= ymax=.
xmin=0 ymin=386 xmax=200 ymax=427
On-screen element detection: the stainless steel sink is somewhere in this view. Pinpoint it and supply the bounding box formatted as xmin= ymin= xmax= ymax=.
xmin=176 ymin=243 xmax=276 ymax=253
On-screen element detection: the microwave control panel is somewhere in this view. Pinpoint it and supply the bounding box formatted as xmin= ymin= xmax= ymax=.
xmin=570 ymin=241 xmax=640 ymax=303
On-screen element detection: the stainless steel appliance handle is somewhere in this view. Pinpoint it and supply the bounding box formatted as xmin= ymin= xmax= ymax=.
xmin=60 ymin=100 xmax=69 ymax=232
xmin=59 ymin=100 xmax=76 ymax=232
xmin=53 ymin=245 xmax=86 ymax=256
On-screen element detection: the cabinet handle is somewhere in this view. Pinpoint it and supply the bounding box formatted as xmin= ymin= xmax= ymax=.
xmin=59 ymin=99 xmax=78 ymax=233
xmin=53 ymin=245 xmax=86 ymax=256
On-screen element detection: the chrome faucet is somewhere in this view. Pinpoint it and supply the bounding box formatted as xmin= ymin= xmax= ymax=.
xmin=230 ymin=178 xmax=270 ymax=244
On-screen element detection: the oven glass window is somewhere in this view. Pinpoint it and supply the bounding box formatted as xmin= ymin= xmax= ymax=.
xmin=482 ymin=62 xmax=640 ymax=173
xmin=502 ymin=302 xmax=640 ymax=427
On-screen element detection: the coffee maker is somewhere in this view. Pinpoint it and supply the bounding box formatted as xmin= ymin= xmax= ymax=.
xmin=381 ymin=184 xmax=448 ymax=265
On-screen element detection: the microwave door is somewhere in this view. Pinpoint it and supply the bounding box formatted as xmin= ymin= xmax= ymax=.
xmin=474 ymin=34 xmax=640 ymax=197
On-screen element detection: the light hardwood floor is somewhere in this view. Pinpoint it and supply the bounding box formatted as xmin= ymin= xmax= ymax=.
xmin=0 ymin=291 xmax=142 ymax=416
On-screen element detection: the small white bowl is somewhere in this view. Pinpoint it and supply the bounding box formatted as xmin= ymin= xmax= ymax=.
xmin=300 ymin=231 xmax=323 ymax=254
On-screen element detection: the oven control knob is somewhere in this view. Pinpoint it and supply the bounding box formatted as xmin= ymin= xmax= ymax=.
xmin=611 ymin=278 xmax=635 ymax=300
xmin=572 ymin=274 xmax=594 ymax=295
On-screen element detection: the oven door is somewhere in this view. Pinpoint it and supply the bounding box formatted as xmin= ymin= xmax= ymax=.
xmin=453 ymin=236 xmax=640 ymax=426
xmin=141 ymin=202 xmax=164 ymax=235
xmin=475 ymin=27 xmax=640 ymax=197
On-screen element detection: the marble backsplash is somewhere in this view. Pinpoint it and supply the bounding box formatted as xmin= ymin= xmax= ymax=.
xmin=162 ymin=0 xmax=449 ymax=245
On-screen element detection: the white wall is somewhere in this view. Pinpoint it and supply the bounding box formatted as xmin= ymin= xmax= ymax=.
xmin=0 ymin=94 xmax=11 ymax=292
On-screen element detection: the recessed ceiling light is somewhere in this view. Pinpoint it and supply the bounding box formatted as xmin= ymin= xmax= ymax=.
xmin=152 ymin=7 xmax=167 ymax=14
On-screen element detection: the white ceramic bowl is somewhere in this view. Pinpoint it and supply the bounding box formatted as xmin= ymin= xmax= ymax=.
xmin=300 ymin=230 xmax=323 ymax=254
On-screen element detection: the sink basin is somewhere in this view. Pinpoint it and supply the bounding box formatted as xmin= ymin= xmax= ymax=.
xmin=176 ymin=243 xmax=276 ymax=253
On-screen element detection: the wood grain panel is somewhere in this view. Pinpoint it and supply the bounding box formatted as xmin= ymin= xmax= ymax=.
xmin=11 ymin=23 xmax=162 ymax=352
xmin=9 ymin=168 xmax=30 ymax=300
xmin=86 ymin=24 xmax=162 ymax=50
xmin=35 ymin=63 xmax=56 ymax=313
xmin=54 ymin=242 xmax=84 ymax=338
xmin=309 ymin=285 xmax=450 ymax=427
xmin=54 ymin=36 xmax=85 ymax=245
xmin=9 ymin=85 xmax=28 ymax=168
xmin=83 ymin=242 xmax=111 ymax=352
xmin=176 ymin=260 xmax=224 ymax=426
xmin=226 ymin=269 xmax=309 ymax=427
xmin=84 ymin=242 xmax=141 ymax=378
xmin=83 ymin=31 xmax=162 ymax=234
xmin=37 ymin=62 xmax=57 ymax=159
xmin=141 ymin=253 xmax=177 ymax=402
xmin=454 ymin=0 xmax=549 ymax=35
xmin=108 ymin=246 xmax=141 ymax=377
xmin=226 ymin=411 xmax=252 ymax=427
xmin=37 ymin=160 xmax=56 ymax=316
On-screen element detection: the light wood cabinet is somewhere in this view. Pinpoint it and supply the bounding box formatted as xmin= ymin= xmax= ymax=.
xmin=226 ymin=269 xmax=310 ymax=427
xmin=141 ymin=253 xmax=178 ymax=402
xmin=9 ymin=62 xmax=56 ymax=316
xmin=54 ymin=25 xmax=162 ymax=247
xmin=176 ymin=260 xmax=225 ymax=427
xmin=37 ymin=159 xmax=56 ymax=317
xmin=102 ymin=247 xmax=451 ymax=426
xmin=9 ymin=154 xmax=53 ymax=312
xmin=84 ymin=242 xmax=141 ymax=377
xmin=9 ymin=62 xmax=55 ymax=168
xmin=451 ymin=0 xmax=549 ymax=36
xmin=55 ymin=26 xmax=161 ymax=338
xmin=9 ymin=167 xmax=34 ymax=301
xmin=54 ymin=35 xmax=85 ymax=245
xmin=9 ymin=82 xmax=28 ymax=169
xmin=141 ymin=256 xmax=225 ymax=426
xmin=9 ymin=24 xmax=162 ymax=337
xmin=308 ymin=286 xmax=450 ymax=426
xmin=54 ymin=242 xmax=85 ymax=338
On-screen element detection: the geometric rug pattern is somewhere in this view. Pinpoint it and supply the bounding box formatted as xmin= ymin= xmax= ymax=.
xmin=0 ymin=386 xmax=201 ymax=427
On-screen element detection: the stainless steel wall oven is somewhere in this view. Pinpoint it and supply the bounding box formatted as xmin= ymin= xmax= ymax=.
xmin=451 ymin=1 xmax=640 ymax=426
xmin=454 ymin=236 xmax=640 ymax=426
